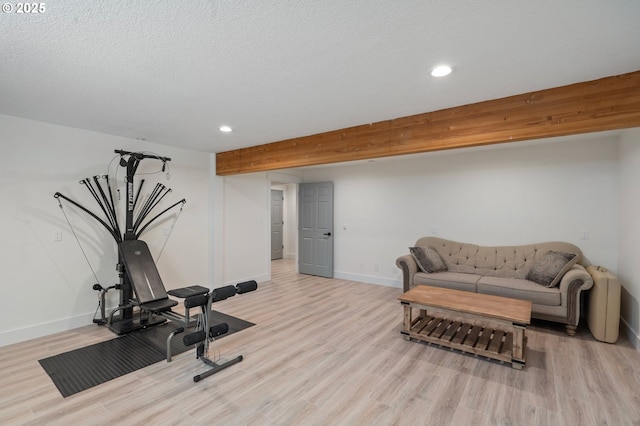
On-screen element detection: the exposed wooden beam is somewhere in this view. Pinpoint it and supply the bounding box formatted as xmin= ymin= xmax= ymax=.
xmin=216 ymin=70 xmax=640 ymax=175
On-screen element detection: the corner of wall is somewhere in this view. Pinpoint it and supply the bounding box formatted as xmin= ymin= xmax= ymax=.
xmin=620 ymin=318 xmax=640 ymax=352
xmin=618 ymin=128 xmax=640 ymax=353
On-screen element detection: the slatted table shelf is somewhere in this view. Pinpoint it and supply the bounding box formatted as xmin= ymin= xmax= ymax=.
xmin=399 ymin=286 xmax=531 ymax=369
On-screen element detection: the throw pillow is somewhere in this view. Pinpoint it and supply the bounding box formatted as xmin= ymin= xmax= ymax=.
xmin=526 ymin=250 xmax=578 ymax=287
xmin=409 ymin=246 xmax=448 ymax=273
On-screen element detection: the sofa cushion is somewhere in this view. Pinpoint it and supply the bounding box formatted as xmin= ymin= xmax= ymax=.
xmin=409 ymin=246 xmax=447 ymax=273
xmin=414 ymin=272 xmax=480 ymax=293
xmin=526 ymin=250 xmax=578 ymax=288
xmin=477 ymin=276 xmax=561 ymax=306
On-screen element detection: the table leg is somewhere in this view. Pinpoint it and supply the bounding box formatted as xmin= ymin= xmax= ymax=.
xmin=512 ymin=323 xmax=526 ymax=364
xmin=403 ymin=305 xmax=412 ymax=338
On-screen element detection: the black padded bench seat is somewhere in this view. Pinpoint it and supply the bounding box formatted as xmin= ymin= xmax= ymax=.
xmin=167 ymin=285 xmax=209 ymax=298
xmin=135 ymin=286 xmax=209 ymax=313
xmin=138 ymin=298 xmax=178 ymax=313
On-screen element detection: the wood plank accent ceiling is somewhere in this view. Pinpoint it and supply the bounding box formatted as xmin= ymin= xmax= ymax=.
xmin=216 ymin=70 xmax=640 ymax=175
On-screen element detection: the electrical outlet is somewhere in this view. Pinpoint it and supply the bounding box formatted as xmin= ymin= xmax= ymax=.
xmin=53 ymin=230 xmax=62 ymax=241
xmin=580 ymin=229 xmax=589 ymax=240
xmin=374 ymin=264 xmax=379 ymax=272
xmin=431 ymin=226 xmax=439 ymax=235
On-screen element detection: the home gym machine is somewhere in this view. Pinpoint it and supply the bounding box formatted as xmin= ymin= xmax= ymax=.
xmin=55 ymin=149 xmax=186 ymax=334
xmin=54 ymin=150 xmax=257 ymax=381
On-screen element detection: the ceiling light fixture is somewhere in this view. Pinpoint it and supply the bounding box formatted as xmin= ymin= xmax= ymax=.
xmin=430 ymin=65 xmax=452 ymax=77
xmin=219 ymin=125 xmax=233 ymax=133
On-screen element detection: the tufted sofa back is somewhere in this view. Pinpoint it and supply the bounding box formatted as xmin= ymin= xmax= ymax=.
xmin=415 ymin=237 xmax=584 ymax=280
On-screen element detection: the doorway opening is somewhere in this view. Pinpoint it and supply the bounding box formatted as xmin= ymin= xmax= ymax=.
xmin=268 ymin=175 xmax=301 ymax=280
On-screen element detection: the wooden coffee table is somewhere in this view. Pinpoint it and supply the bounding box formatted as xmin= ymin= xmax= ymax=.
xmin=399 ymin=285 xmax=531 ymax=369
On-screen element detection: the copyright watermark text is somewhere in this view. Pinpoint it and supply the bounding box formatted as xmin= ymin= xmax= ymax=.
xmin=2 ymin=3 xmax=46 ymax=13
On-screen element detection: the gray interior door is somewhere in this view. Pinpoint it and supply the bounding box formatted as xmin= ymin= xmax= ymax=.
xmin=271 ymin=189 xmax=284 ymax=260
xmin=298 ymin=182 xmax=333 ymax=278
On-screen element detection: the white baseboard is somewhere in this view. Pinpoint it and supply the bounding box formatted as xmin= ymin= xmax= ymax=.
xmin=334 ymin=271 xmax=402 ymax=288
xmin=224 ymin=273 xmax=269 ymax=287
xmin=0 ymin=312 xmax=96 ymax=347
xmin=620 ymin=317 xmax=640 ymax=352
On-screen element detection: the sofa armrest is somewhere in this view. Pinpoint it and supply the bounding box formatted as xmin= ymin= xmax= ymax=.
xmin=396 ymin=254 xmax=418 ymax=292
xmin=558 ymin=264 xmax=594 ymax=326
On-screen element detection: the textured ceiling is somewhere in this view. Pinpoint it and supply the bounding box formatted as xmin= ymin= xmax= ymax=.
xmin=1 ymin=0 xmax=640 ymax=153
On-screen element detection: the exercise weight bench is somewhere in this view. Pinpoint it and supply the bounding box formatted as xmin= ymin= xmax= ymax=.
xmin=111 ymin=240 xmax=207 ymax=329
xmin=112 ymin=239 xmax=257 ymax=381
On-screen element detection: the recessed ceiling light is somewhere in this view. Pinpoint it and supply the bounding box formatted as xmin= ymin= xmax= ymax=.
xmin=219 ymin=125 xmax=233 ymax=133
xmin=430 ymin=65 xmax=452 ymax=77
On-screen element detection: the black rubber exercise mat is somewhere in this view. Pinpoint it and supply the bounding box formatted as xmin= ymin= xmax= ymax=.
xmin=38 ymin=311 xmax=254 ymax=398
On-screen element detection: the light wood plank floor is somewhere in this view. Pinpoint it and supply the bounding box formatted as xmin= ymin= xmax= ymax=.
xmin=1 ymin=259 xmax=639 ymax=425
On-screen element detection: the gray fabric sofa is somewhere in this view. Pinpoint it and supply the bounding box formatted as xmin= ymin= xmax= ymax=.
xmin=396 ymin=237 xmax=594 ymax=335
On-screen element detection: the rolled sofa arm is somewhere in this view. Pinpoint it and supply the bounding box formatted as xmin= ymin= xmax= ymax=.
xmin=396 ymin=254 xmax=418 ymax=292
xmin=558 ymin=264 xmax=594 ymax=327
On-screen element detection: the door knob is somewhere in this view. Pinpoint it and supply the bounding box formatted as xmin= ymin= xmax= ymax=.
xmin=323 ymin=232 xmax=332 ymax=236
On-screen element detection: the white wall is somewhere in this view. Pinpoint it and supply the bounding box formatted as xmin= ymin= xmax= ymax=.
xmin=618 ymin=128 xmax=640 ymax=348
xmin=0 ymin=114 xmax=210 ymax=346
xmin=221 ymin=171 xmax=302 ymax=285
xmin=210 ymin=155 xmax=225 ymax=287
xmin=301 ymin=135 xmax=620 ymax=287
xmin=222 ymin=172 xmax=270 ymax=284
xmin=283 ymin=183 xmax=298 ymax=259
